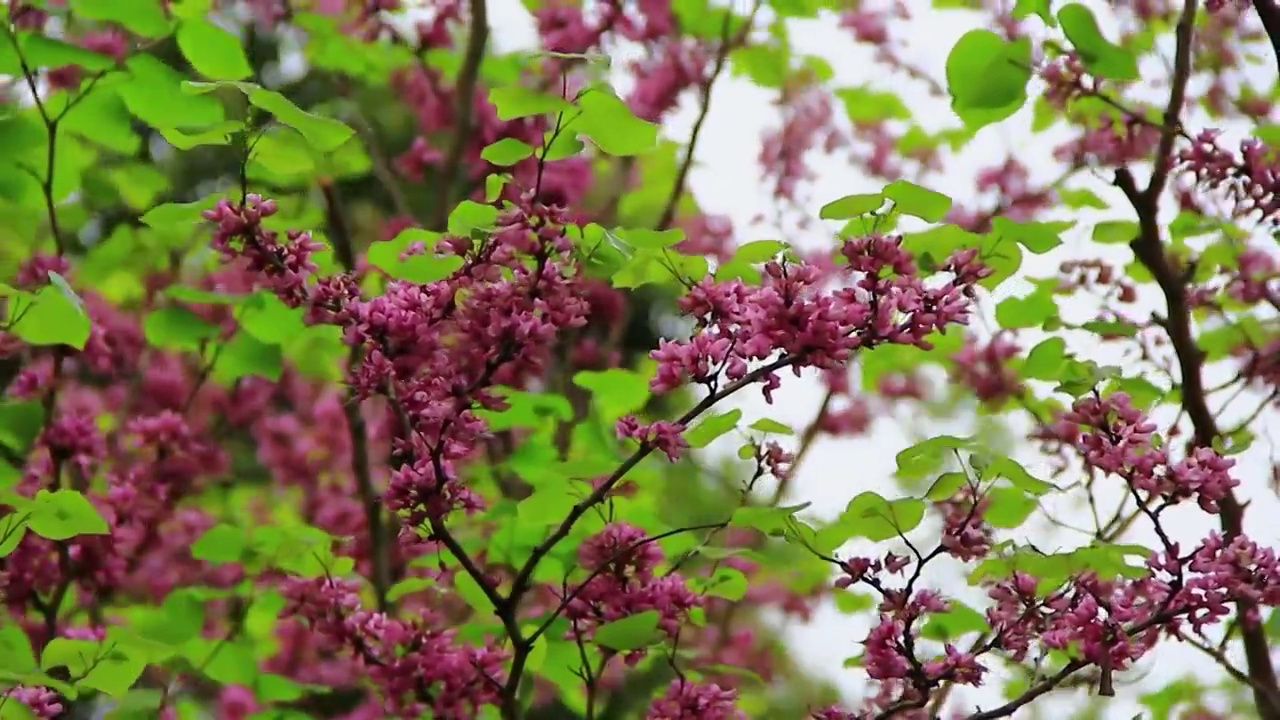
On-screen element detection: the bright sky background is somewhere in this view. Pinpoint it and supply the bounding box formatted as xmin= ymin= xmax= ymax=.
xmin=472 ymin=1 xmax=1280 ymax=715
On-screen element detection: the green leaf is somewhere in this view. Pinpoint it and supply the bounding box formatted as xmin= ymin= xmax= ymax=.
xmin=143 ymin=307 xmax=219 ymax=351
xmin=448 ymin=200 xmax=499 ymax=234
xmin=478 ymin=390 xmax=572 ymax=431
xmin=704 ymin=567 xmax=748 ymax=601
xmin=135 ymin=590 xmax=206 ymax=647
xmin=22 ymin=35 xmax=116 ymax=71
xmin=247 ymin=88 xmax=356 ymax=153
xmin=190 ymin=524 xmax=246 ymax=564
xmin=367 ymin=230 xmax=466 ymax=284
xmin=573 ymin=368 xmax=651 ymax=421
xmin=995 ymin=287 xmax=1057 ymax=329
xmin=921 ymin=602 xmax=990 ymax=641
xmin=5 ymin=284 xmax=92 ymax=350
xmin=176 ymin=19 xmax=253 ymax=81
xmin=819 ymin=193 xmax=884 ymax=220
xmin=0 ymin=400 xmax=45 ymax=457
xmin=68 ymin=0 xmax=170 ymax=38
xmin=489 ymin=86 xmax=573 ymax=121
xmin=883 ymin=180 xmax=952 ymax=223
xmin=575 ymin=88 xmax=659 ymax=156
xmin=118 ymin=55 xmax=227 ymax=129
xmin=211 ymin=333 xmax=284 ymax=383
xmin=616 ymin=228 xmax=685 ymax=250
xmin=1022 ymin=337 xmax=1068 ymax=380
xmin=1092 ymin=220 xmax=1138 ymax=244
xmin=749 ymin=418 xmax=793 ymax=435
xmin=1012 ymin=0 xmax=1056 ymax=25
xmin=896 ymin=435 xmax=971 ymax=479
xmin=991 ymin=217 xmax=1069 ymax=254
xmin=27 ymin=490 xmax=109 ymax=540
xmin=1058 ymin=186 xmax=1108 ymax=209
xmin=684 ymin=409 xmax=742 ymax=448
xmin=731 ymin=240 xmax=788 ymax=264
xmin=982 ymin=487 xmax=1039 ymax=528
xmin=1058 ymin=3 xmax=1139 ymax=80
xmin=822 ymin=492 xmax=927 ymax=545
xmin=835 ymin=86 xmax=911 ymax=122
xmin=593 ymin=610 xmax=661 ymax=651
xmin=481 ymin=138 xmax=535 ymax=166
xmin=926 ymin=472 xmax=969 ymax=501
xmin=946 ymin=31 xmax=1032 ymax=129
xmin=729 ymin=502 xmax=812 ymax=534
xmin=0 ymin=624 xmax=37 ymax=672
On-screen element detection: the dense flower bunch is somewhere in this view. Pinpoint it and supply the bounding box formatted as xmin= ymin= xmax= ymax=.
xmin=4 ymin=0 xmax=1280 ymax=718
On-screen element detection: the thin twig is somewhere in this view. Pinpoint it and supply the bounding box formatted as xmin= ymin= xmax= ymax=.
xmin=432 ymin=0 xmax=489 ymax=229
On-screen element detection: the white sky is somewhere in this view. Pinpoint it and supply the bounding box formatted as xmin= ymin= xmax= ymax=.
xmin=469 ymin=1 xmax=1280 ymax=715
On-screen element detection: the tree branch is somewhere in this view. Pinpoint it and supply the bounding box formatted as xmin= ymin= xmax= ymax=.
xmin=1112 ymin=1 xmax=1280 ymax=708
xmin=1252 ymin=0 xmax=1280 ymax=82
xmin=432 ymin=0 xmax=490 ymax=230
xmin=320 ymin=182 xmax=393 ymax=612
xmin=655 ymin=0 xmax=760 ymax=232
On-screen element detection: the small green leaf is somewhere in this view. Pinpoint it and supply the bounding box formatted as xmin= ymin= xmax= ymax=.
xmin=211 ymin=333 xmax=284 ymax=383
xmin=489 ymin=86 xmax=573 ymax=121
xmin=729 ymin=502 xmax=812 ymax=534
xmin=575 ymin=88 xmax=659 ymax=156
xmin=176 ymin=19 xmax=253 ymax=81
xmin=247 ymin=88 xmax=356 ymax=152
xmin=820 ymin=193 xmax=884 ymax=220
xmin=684 ymin=409 xmax=742 ymax=448
xmin=27 ymin=490 xmax=110 ymax=540
xmin=946 ymin=31 xmax=1033 ymax=129
xmin=982 ymin=487 xmax=1039 ymax=528
xmin=1022 ymin=338 xmax=1068 ymax=380
xmin=1058 ymin=3 xmax=1139 ymax=80
xmin=926 ymin=472 xmax=969 ymax=501
xmin=0 ymin=624 xmax=37 ymax=672
xmin=616 ymin=228 xmax=684 ymax=249
xmin=448 ymin=200 xmax=499 ymax=235
xmin=143 ymin=307 xmax=219 ymax=351
xmin=995 ymin=288 xmax=1057 ymax=329
xmin=573 ymin=368 xmax=651 ymax=421
xmin=68 ymin=0 xmax=170 ymax=38
xmin=593 ymin=610 xmax=662 ymax=651
xmin=896 ymin=435 xmax=971 ymax=479
xmin=884 ymin=180 xmax=952 ymax=223
xmin=481 ymin=138 xmax=535 ymax=166
xmin=190 ymin=524 xmax=246 ymax=564
xmin=1092 ymin=220 xmax=1139 ymax=244
xmin=1012 ymin=0 xmax=1056 ymax=25
xmin=0 ymin=401 xmax=45 ymax=458
xmin=4 ymin=284 xmax=91 ymax=350
xmin=991 ymin=217 xmax=1069 ymax=254
xmin=749 ymin=418 xmax=793 ymax=435
xmin=921 ymin=602 xmax=990 ymax=641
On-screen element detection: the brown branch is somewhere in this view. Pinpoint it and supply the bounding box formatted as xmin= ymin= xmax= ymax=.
xmin=655 ymin=0 xmax=761 ymax=232
xmin=1111 ymin=2 xmax=1280 ymax=710
xmin=1253 ymin=0 xmax=1280 ymax=83
xmin=431 ymin=0 xmax=490 ymax=230
xmin=319 ymin=182 xmax=392 ymax=612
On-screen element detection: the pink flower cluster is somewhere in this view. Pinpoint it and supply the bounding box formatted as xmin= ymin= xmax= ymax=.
xmin=201 ymin=195 xmax=324 ymax=307
xmin=644 ymin=679 xmax=745 ymax=720
xmin=281 ymin=575 xmax=507 ymax=719
xmin=1177 ymin=130 xmax=1280 ymax=222
xmin=1053 ymin=392 xmax=1239 ymax=512
xmin=650 ymin=236 xmax=984 ymax=403
xmin=563 ymin=523 xmax=701 ymax=655
xmin=950 ymin=333 xmax=1022 ymax=404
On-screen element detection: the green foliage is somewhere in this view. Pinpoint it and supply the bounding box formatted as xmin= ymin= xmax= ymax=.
xmin=946 ymin=30 xmax=1033 ymax=128
xmin=1057 ymin=4 xmax=1139 ymax=80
